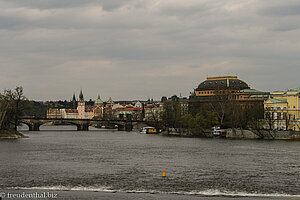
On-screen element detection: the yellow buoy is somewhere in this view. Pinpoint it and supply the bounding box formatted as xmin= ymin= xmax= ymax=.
xmin=162 ymin=172 xmax=166 ymax=177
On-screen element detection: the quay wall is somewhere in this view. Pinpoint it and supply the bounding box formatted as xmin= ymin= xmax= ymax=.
xmin=226 ymin=129 xmax=300 ymax=140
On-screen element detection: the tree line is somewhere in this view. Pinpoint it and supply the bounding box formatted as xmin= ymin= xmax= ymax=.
xmin=161 ymin=92 xmax=264 ymax=135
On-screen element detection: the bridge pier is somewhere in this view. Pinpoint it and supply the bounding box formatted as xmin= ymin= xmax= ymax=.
xmin=117 ymin=123 xmax=133 ymax=132
xmin=77 ymin=123 xmax=89 ymax=131
xmin=28 ymin=123 xmax=40 ymax=131
xmin=117 ymin=124 xmax=124 ymax=131
xmin=125 ymin=123 xmax=133 ymax=131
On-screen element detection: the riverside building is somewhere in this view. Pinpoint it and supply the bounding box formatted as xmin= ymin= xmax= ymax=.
xmin=264 ymin=88 xmax=300 ymax=131
xmin=47 ymin=90 xmax=105 ymax=119
xmin=188 ymin=75 xmax=269 ymax=118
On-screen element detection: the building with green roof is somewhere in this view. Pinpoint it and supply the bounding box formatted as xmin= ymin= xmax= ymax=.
xmin=95 ymin=95 xmax=104 ymax=105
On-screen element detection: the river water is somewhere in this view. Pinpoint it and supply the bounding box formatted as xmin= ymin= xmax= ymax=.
xmin=0 ymin=126 xmax=300 ymax=199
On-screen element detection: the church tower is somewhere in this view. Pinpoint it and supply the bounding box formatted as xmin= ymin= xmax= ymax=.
xmin=72 ymin=93 xmax=77 ymax=109
xmin=77 ymin=90 xmax=85 ymax=119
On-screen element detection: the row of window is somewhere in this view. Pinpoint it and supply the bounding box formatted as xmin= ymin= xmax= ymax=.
xmin=265 ymin=112 xmax=297 ymax=120
xmin=267 ymin=106 xmax=297 ymax=110
xmin=198 ymin=90 xmax=236 ymax=95
xmin=198 ymin=91 xmax=216 ymax=94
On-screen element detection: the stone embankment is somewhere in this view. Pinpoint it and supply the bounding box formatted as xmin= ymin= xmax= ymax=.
xmin=0 ymin=130 xmax=27 ymax=139
xmin=226 ymin=129 xmax=300 ymax=140
xmin=161 ymin=129 xmax=213 ymax=137
xmin=162 ymin=128 xmax=300 ymax=140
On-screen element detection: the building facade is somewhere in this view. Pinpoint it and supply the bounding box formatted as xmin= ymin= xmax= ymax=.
xmin=47 ymin=91 xmax=105 ymax=120
xmin=188 ymin=76 xmax=269 ymax=127
xmin=264 ymin=88 xmax=300 ymax=131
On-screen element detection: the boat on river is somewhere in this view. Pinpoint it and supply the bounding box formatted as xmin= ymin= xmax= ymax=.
xmin=140 ymin=126 xmax=158 ymax=134
xmin=212 ymin=126 xmax=226 ymax=137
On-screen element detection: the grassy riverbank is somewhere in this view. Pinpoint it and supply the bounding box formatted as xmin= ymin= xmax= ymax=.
xmin=0 ymin=129 xmax=27 ymax=139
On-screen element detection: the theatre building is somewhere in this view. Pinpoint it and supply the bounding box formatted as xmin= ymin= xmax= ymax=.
xmin=188 ymin=76 xmax=269 ymax=115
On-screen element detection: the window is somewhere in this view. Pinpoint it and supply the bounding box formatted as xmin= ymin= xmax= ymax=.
xmin=283 ymin=112 xmax=287 ymax=120
xmin=277 ymin=112 xmax=281 ymax=120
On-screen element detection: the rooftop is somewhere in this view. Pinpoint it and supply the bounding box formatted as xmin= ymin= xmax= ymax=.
xmin=197 ymin=76 xmax=250 ymax=91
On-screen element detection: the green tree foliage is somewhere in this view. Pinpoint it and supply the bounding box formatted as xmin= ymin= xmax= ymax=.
xmin=161 ymin=101 xmax=182 ymax=128
xmin=23 ymin=101 xmax=47 ymax=118
xmin=245 ymin=104 xmax=264 ymax=129
xmin=181 ymin=111 xmax=219 ymax=134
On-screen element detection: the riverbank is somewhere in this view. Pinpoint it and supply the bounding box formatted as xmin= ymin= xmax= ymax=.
xmin=161 ymin=130 xmax=212 ymax=138
xmin=0 ymin=129 xmax=27 ymax=139
xmin=226 ymin=129 xmax=300 ymax=140
xmin=162 ymin=129 xmax=300 ymax=140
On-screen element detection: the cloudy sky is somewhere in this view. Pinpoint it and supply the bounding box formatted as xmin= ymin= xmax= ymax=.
xmin=1 ymin=0 xmax=300 ymax=101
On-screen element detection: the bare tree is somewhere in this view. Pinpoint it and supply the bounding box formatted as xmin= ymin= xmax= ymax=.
xmin=264 ymin=107 xmax=276 ymax=130
xmin=0 ymin=86 xmax=27 ymax=131
xmin=209 ymin=90 xmax=231 ymax=126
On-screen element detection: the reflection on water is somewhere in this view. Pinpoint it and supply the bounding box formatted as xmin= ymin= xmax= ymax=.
xmin=0 ymin=126 xmax=300 ymax=197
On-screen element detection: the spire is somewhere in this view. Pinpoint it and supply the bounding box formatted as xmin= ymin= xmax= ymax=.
xmin=107 ymin=97 xmax=114 ymax=105
xmin=72 ymin=93 xmax=76 ymax=102
xmin=79 ymin=89 xmax=84 ymax=101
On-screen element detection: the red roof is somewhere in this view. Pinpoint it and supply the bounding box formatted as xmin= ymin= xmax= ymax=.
xmin=116 ymin=107 xmax=142 ymax=111
xmin=65 ymin=109 xmax=78 ymax=113
xmin=86 ymin=105 xmax=103 ymax=112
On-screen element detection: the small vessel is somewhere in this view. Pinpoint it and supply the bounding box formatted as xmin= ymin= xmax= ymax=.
xmin=140 ymin=126 xmax=158 ymax=134
xmin=212 ymin=126 xmax=226 ymax=137
xmin=213 ymin=126 xmax=221 ymax=136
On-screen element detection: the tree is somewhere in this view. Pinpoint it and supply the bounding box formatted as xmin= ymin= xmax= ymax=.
xmin=13 ymin=87 xmax=27 ymax=130
xmin=161 ymin=101 xmax=182 ymax=129
xmin=180 ymin=111 xmax=219 ymax=135
xmin=0 ymin=86 xmax=27 ymax=131
xmin=264 ymin=107 xmax=275 ymax=130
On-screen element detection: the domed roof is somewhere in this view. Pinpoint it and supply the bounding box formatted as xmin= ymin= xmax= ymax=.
xmin=135 ymin=101 xmax=142 ymax=106
xmin=197 ymin=76 xmax=250 ymax=91
xmin=95 ymin=95 xmax=103 ymax=104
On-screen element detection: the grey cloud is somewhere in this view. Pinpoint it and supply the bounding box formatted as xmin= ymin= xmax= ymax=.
xmin=160 ymin=4 xmax=209 ymax=17
xmin=1 ymin=0 xmax=300 ymax=100
xmin=271 ymin=24 xmax=299 ymax=32
xmin=1 ymin=0 xmax=133 ymax=11
xmin=259 ymin=4 xmax=300 ymax=16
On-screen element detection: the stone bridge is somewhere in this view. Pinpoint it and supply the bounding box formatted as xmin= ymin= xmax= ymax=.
xmin=19 ymin=117 xmax=160 ymax=131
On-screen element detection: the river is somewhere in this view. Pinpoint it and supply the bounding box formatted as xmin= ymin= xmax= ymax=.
xmin=0 ymin=126 xmax=299 ymax=199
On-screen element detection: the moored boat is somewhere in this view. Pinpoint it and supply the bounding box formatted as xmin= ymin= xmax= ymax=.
xmin=140 ymin=126 xmax=158 ymax=134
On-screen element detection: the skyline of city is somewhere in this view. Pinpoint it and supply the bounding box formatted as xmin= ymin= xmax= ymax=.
xmin=6 ymin=76 xmax=300 ymax=102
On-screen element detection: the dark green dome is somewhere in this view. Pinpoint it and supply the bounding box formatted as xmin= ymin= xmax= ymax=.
xmin=197 ymin=76 xmax=250 ymax=91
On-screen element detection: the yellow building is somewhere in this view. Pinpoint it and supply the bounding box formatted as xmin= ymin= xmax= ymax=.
xmin=264 ymin=88 xmax=300 ymax=131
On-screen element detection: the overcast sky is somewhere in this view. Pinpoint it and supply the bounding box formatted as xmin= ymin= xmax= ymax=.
xmin=1 ymin=0 xmax=300 ymax=101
